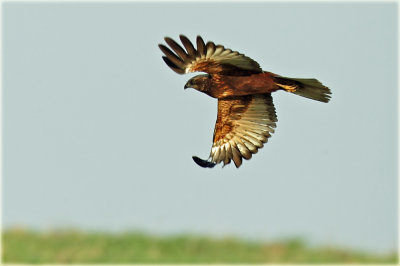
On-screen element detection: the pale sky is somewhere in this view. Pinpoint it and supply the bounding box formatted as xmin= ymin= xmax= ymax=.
xmin=2 ymin=2 xmax=397 ymax=253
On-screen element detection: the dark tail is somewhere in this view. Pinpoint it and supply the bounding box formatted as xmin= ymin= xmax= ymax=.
xmin=274 ymin=76 xmax=331 ymax=103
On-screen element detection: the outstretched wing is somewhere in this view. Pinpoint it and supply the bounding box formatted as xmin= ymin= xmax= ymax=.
xmin=159 ymin=35 xmax=262 ymax=75
xmin=193 ymin=94 xmax=277 ymax=168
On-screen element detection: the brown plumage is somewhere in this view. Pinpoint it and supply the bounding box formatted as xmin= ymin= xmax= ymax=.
xmin=159 ymin=35 xmax=331 ymax=168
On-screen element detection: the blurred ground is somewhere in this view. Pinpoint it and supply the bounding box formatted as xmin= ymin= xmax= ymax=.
xmin=2 ymin=228 xmax=397 ymax=263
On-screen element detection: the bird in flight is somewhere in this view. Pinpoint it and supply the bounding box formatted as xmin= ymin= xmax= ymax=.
xmin=159 ymin=35 xmax=331 ymax=168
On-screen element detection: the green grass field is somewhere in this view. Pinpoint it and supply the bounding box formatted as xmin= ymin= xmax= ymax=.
xmin=2 ymin=228 xmax=397 ymax=263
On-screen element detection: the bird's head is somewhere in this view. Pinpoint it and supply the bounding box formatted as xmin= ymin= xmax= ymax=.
xmin=184 ymin=74 xmax=211 ymax=92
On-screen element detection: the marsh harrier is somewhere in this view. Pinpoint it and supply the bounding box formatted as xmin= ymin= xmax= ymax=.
xmin=159 ymin=35 xmax=331 ymax=168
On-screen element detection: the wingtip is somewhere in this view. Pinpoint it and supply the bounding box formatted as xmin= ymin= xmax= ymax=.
xmin=158 ymin=43 xmax=165 ymax=50
xmin=192 ymin=156 xmax=216 ymax=168
xmin=179 ymin=34 xmax=189 ymax=40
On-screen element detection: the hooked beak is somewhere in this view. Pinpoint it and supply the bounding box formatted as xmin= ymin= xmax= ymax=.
xmin=184 ymin=82 xmax=190 ymax=90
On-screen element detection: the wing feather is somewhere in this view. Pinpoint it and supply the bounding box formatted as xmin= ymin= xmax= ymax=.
xmin=206 ymin=42 xmax=215 ymax=58
xmin=179 ymin=35 xmax=197 ymax=58
xmin=158 ymin=44 xmax=184 ymax=68
xmin=162 ymin=56 xmax=185 ymax=74
xmin=196 ymin=36 xmax=206 ymax=57
xmin=159 ymin=35 xmax=262 ymax=75
xmin=197 ymin=94 xmax=277 ymax=168
xmin=164 ymin=37 xmax=189 ymax=61
xmin=224 ymin=143 xmax=232 ymax=166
